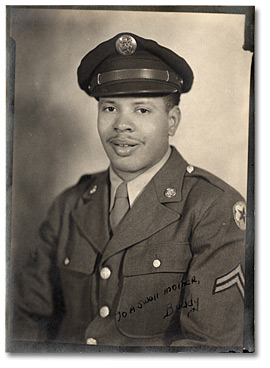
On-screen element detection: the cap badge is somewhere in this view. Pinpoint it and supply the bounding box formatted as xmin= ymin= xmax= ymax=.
xmin=233 ymin=201 xmax=246 ymax=231
xmin=115 ymin=35 xmax=137 ymax=56
xmin=164 ymin=188 xmax=177 ymax=198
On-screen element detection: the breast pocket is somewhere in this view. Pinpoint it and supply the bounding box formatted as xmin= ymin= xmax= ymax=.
xmin=58 ymin=233 xmax=98 ymax=276
xmin=58 ymin=228 xmax=98 ymax=304
xmin=57 ymin=226 xmax=98 ymax=311
xmin=116 ymin=241 xmax=192 ymax=339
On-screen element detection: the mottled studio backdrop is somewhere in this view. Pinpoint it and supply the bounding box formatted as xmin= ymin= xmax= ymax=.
xmin=8 ymin=8 xmax=252 ymax=269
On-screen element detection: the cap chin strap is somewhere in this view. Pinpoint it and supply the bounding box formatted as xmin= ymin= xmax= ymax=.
xmin=88 ymin=68 xmax=183 ymax=91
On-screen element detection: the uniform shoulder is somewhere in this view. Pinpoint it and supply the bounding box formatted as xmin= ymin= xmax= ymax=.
xmin=182 ymin=164 xmax=246 ymax=223
xmin=185 ymin=164 xmax=244 ymax=201
xmin=39 ymin=170 xmax=108 ymax=246
xmin=56 ymin=170 xmax=108 ymax=205
xmin=183 ymin=165 xmax=246 ymax=232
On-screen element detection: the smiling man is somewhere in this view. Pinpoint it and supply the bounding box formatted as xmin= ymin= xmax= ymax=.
xmin=98 ymin=96 xmax=180 ymax=181
xmin=13 ymin=33 xmax=246 ymax=349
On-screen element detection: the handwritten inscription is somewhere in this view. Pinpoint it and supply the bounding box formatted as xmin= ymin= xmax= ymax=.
xmin=164 ymin=276 xmax=200 ymax=296
xmin=115 ymin=276 xmax=200 ymax=322
xmin=115 ymin=292 xmax=159 ymax=322
xmin=163 ymin=295 xmax=199 ymax=319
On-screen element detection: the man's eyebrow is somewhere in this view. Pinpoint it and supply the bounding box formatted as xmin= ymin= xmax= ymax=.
xmin=132 ymin=100 xmax=155 ymax=106
xmin=99 ymin=99 xmax=157 ymax=107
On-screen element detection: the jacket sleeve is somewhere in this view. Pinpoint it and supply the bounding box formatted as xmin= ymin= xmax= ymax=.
xmin=171 ymin=189 xmax=246 ymax=347
xmin=11 ymin=194 xmax=65 ymax=342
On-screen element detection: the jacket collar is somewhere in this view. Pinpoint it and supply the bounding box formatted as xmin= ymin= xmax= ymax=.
xmin=153 ymin=146 xmax=187 ymax=203
xmin=72 ymin=147 xmax=189 ymax=260
xmin=101 ymin=147 xmax=189 ymax=263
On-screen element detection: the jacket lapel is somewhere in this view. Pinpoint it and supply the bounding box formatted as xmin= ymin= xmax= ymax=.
xmin=71 ymin=170 xmax=111 ymax=254
xmin=101 ymin=147 xmax=188 ymax=263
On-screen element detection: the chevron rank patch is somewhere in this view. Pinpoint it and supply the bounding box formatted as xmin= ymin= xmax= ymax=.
xmin=233 ymin=201 xmax=246 ymax=231
xmin=213 ymin=264 xmax=245 ymax=299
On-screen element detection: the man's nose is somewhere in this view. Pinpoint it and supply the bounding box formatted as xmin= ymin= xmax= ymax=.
xmin=113 ymin=114 xmax=135 ymax=132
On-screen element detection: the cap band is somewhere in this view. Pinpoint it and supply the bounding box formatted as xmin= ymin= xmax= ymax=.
xmin=89 ymin=68 xmax=183 ymax=91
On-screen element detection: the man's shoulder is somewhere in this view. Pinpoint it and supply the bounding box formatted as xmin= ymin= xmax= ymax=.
xmin=182 ymin=164 xmax=246 ymax=222
xmin=56 ymin=170 xmax=108 ymax=204
xmin=168 ymin=148 xmax=245 ymax=201
xmin=185 ymin=165 xmax=243 ymax=198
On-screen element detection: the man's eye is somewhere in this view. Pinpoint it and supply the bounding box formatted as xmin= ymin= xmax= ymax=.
xmin=103 ymin=106 xmax=116 ymax=112
xmin=137 ymin=108 xmax=150 ymax=114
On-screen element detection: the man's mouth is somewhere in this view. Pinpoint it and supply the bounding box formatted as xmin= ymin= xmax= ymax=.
xmin=114 ymin=143 xmax=137 ymax=147
xmin=108 ymin=138 xmax=141 ymax=156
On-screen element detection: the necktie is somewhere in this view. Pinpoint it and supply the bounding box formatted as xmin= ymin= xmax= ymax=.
xmin=110 ymin=182 xmax=130 ymax=232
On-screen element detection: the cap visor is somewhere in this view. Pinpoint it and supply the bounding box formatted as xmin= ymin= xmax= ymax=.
xmin=91 ymin=80 xmax=179 ymax=97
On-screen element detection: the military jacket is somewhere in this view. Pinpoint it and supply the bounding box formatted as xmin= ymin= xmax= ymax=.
xmin=13 ymin=147 xmax=246 ymax=347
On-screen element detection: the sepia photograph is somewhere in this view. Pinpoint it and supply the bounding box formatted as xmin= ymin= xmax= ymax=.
xmin=6 ymin=5 xmax=254 ymax=353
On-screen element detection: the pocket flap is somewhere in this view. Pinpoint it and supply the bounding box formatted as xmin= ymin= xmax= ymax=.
xmin=123 ymin=241 xmax=192 ymax=276
xmin=58 ymin=236 xmax=97 ymax=275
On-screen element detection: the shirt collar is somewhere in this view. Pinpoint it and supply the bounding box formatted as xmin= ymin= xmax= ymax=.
xmin=109 ymin=147 xmax=171 ymax=211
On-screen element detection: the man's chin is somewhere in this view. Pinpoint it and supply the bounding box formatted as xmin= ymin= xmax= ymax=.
xmin=111 ymin=161 xmax=147 ymax=181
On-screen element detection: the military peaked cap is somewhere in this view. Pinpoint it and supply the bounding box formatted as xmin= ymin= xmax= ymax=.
xmin=77 ymin=32 xmax=194 ymax=98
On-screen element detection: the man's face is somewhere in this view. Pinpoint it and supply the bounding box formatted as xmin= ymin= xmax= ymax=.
xmin=97 ymin=96 xmax=180 ymax=181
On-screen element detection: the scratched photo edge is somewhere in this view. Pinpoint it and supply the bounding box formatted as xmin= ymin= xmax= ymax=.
xmin=5 ymin=5 xmax=255 ymax=354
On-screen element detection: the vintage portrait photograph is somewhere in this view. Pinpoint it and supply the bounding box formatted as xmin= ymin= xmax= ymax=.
xmin=6 ymin=5 xmax=254 ymax=353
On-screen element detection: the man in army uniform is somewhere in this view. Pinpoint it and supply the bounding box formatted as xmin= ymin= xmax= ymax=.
xmin=13 ymin=33 xmax=246 ymax=347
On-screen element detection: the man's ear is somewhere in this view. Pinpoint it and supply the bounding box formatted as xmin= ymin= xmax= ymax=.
xmin=168 ymin=106 xmax=181 ymax=136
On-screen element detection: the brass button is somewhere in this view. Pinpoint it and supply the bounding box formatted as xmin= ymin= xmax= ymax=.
xmin=86 ymin=337 xmax=97 ymax=345
xmin=153 ymin=259 xmax=161 ymax=268
xmin=100 ymin=267 xmax=111 ymax=280
xmin=64 ymin=257 xmax=70 ymax=266
xmin=186 ymin=165 xmax=194 ymax=174
xmin=100 ymin=306 xmax=110 ymax=318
